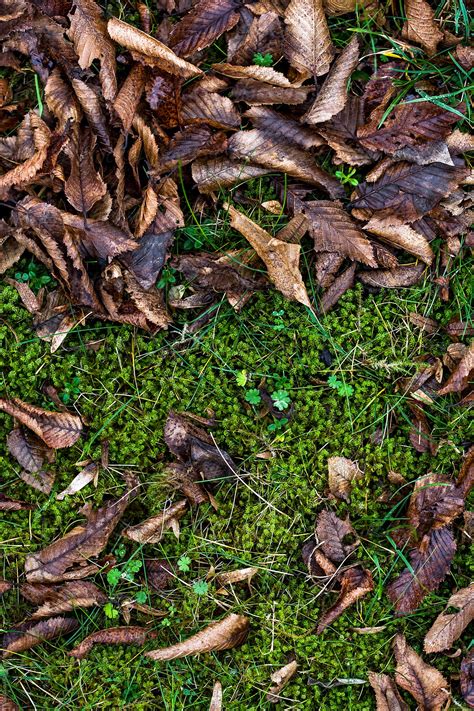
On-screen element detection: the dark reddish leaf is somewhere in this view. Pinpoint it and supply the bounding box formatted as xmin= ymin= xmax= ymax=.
xmin=316 ymin=567 xmax=374 ymax=633
xmin=170 ymin=0 xmax=241 ymax=58
xmin=145 ymin=560 xmax=174 ymax=590
xmin=69 ymin=626 xmax=157 ymax=659
xmin=461 ymin=650 xmax=474 ymax=708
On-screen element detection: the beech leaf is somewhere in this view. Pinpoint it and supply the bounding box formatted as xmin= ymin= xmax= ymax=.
xmin=393 ymin=633 xmax=450 ymax=710
xmin=0 ymin=398 xmax=82 ymax=449
xmin=424 ymin=584 xmax=474 ymax=653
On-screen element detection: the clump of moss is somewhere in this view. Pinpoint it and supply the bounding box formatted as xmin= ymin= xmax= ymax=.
xmin=0 ymin=263 xmax=472 ymax=708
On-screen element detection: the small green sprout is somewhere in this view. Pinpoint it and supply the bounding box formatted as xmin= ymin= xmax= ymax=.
xmin=271 ymin=390 xmax=291 ymax=411
xmin=245 ymin=389 xmax=262 ymax=406
xmin=192 ymin=580 xmax=209 ymax=596
xmin=271 ymin=310 xmax=286 ymax=332
xmin=135 ymin=590 xmax=147 ymax=604
xmin=178 ymin=554 xmax=192 ymax=572
xmin=328 ymin=374 xmax=354 ymax=397
xmin=335 ymin=167 xmax=359 ymax=186
xmin=157 ymin=267 xmax=176 ymax=289
xmin=103 ymin=602 xmax=119 ymax=619
xmin=15 ymin=260 xmax=54 ymax=291
xmin=106 ymin=568 xmax=121 ymax=586
xmin=271 ymin=373 xmax=291 ymax=389
xmin=268 ymin=417 xmax=289 ymax=432
xmin=235 ymin=369 xmax=248 ymax=387
xmin=60 ymin=376 xmax=81 ymax=404
xmin=253 ymin=52 xmax=273 ymax=67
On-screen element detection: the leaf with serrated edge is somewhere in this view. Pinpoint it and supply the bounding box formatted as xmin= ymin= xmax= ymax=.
xmin=424 ymin=584 xmax=474 ymax=653
xmin=284 ymin=0 xmax=334 ymax=76
xmin=393 ymin=634 xmax=450 ymax=710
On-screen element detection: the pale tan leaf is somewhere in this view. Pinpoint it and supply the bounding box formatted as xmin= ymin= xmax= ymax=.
xmin=216 ymin=567 xmax=258 ymax=588
xmin=135 ymin=185 xmax=159 ymax=238
xmin=209 ymin=681 xmax=223 ymax=711
xmin=438 ymin=341 xmax=474 ymax=395
xmin=328 ymin=456 xmax=363 ymax=501
xmin=302 ymin=36 xmax=359 ymax=124
xmin=182 ymin=89 xmax=240 ymax=130
xmin=132 ymin=114 xmax=160 ymax=169
xmin=0 ymin=234 xmax=24 ymax=274
xmin=267 ymin=660 xmax=298 ymax=703
xmin=358 ymin=265 xmax=425 ymax=288
xmin=226 ymin=205 xmax=311 ymax=307
xmin=44 ymin=69 xmax=81 ymax=129
xmin=424 ymin=584 xmax=474 ymax=653
xmin=368 ymin=672 xmax=408 ymax=711
xmin=365 ymin=222 xmax=434 ymax=265
xmin=231 ymin=79 xmax=311 ymax=105
xmin=68 ymin=0 xmax=117 ymax=101
xmin=393 ymin=634 xmax=450 ymax=710
xmin=284 ymin=0 xmax=334 ymax=76
xmin=107 ymin=17 xmax=203 ymax=80
xmin=113 ymin=64 xmax=146 ymax=133
xmin=402 ymin=0 xmax=443 ymax=56
xmin=213 ymin=63 xmax=293 ymax=87
xmin=123 ymin=500 xmax=188 ymax=543
xmin=56 ymin=463 xmax=99 ymax=501
xmin=0 ymin=113 xmax=50 ymax=198
xmin=146 ymin=613 xmax=249 ymax=660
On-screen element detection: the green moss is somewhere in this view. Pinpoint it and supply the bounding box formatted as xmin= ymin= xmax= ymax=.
xmin=0 ymin=264 xmax=472 ymax=709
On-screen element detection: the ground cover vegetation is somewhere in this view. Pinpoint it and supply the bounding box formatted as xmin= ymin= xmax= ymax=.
xmin=0 ymin=0 xmax=472 ymax=707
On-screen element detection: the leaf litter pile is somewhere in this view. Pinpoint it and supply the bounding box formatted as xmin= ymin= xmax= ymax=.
xmin=0 ymin=0 xmax=473 ymax=707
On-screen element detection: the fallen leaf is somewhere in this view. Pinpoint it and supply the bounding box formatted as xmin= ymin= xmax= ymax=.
xmin=69 ymin=626 xmax=156 ymax=659
xmin=182 ymin=89 xmax=240 ymax=130
xmin=302 ymin=36 xmax=359 ymax=125
xmin=0 ymin=398 xmax=82 ymax=449
xmin=439 ymin=341 xmax=474 ymax=395
xmin=209 ymin=681 xmax=223 ymax=711
xmin=315 ymin=510 xmax=359 ymax=562
xmin=0 ymin=494 xmax=35 ymax=511
xmin=21 ymin=581 xmax=107 ymax=619
xmin=461 ymin=650 xmax=474 ymax=708
xmin=424 ymin=584 xmax=474 ymax=653
xmin=145 ymin=559 xmax=174 ymax=591
xmin=226 ymin=204 xmax=311 ymax=307
xmin=25 ymin=476 xmax=138 ymax=582
xmin=216 ymin=567 xmax=258 ymax=589
xmin=316 ymin=567 xmax=374 ymax=633
xmin=231 ymin=79 xmax=311 ymax=106
xmin=284 ymin=0 xmax=334 ymax=76
xmin=365 ymin=223 xmax=434 ymax=265
xmin=56 ymin=462 xmax=99 ymax=500
xmin=169 ymin=0 xmax=241 ymax=57
xmin=7 ymin=426 xmax=55 ymax=473
xmin=393 ymin=633 xmax=450 ymax=710
xmin=327 ymin=456 xmax=364 ymax=501
xmin=358 ymin=265 xmax=425 ymax=288
xmin=368 ymin=672 xmax=409 ymax=711
xmin=0 ymin=580 xmax=12 ymax=596
xmin=123 ymin=500 xmax=188 ymax=544
xmin=107 ymin=17 xmax=202 ymax=80
xmin=0 ymin=696 xmax=19 ymax=711
xmin=1 ymin=617 xmax=79 ymax=658
xmin=146 ymin=613 xmax=249 ymax=660
xmin=192 ymin=156 xmax=269 ymax=193
xmin=213 ymin=63 xmax=294 ymax=87
xmin=64 ymin=126 xmax=107 ymax=215
xmin=113 ymin=64 xmax=146 ymax=133
xmin=401 ymin=0 xmax=443 ymax=56
xmin=267 ymin=660 xmax=298 ymax=703
xmin=320 ymin=263 xmax=356 ymax=313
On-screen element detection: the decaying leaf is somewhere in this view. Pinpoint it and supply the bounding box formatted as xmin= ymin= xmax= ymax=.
xmin=123 ymin=500 xmax=188 ymax=544
xmin=368 ymin=672 xmax=409 ymax=711
xmin=146 ymin=613 xmax=249 ymax=660
xmin=401 ymin=0 xmax=443 ymax=56
xmin=216 ymin=567 xmax=258 ymax=591
xmin=226 ymin=204 xmax=311 ymax=307
xmin=424 ymin=584 xmax=474 ymax=653
xmin=267 ymin=660 xmax=298 ymax=703
xmin=209 ymin=681 xmax=223 ymax=711
xmin=0 ymin=696 xmax=19 ymax=711
xmin=7 ymin=426 xmax=55 ymax=473
xmin=358 ymin=265 xmax=425 ymax=289
xmin=284 ymin=0 xmax=334 ymax=76
xmin=0 ymin=398 xmax=82 ymax=449
xmin=1 ymin=617 xmax=79 ymax=658
xmin=439 ymin=341 xmax=474 ymax=395
xmin=0 ymin=580 xmax=12 ymax=596
xmin=25 ymin=476 xmax=138 ymax=582
xmin=169 ymin=0 xmax=241 ymax=57
xmin=365 ymin=223 xmax=434 ymax=265
xmin=192 ymin=156 xmax=269 ymax=193
xmin=316 ymin=567 xmax=374 ymax=633
xmin=69 ymin=626 xmax=156 ymax=659
xmin=56 ymin=462 xmax=99 ymax=501
xmin=327 ymin=456 xmax=364 ymax=501
xmin=393 ymin=633 xmax=450 ymax=711
xmin=21 ymin=581 xmax=107 ymax=619
xmin=461 ymin=650 xmax=474 ymax=708
xmin=316 ymin=510 xmax=359 ymax=562
xmin=302 ymin=36 xmax=359 ymax=125
xmin=0 ymin=494 xmax=35 ymax=511
xmin=145 ymin=559 xmax=174 ymax=591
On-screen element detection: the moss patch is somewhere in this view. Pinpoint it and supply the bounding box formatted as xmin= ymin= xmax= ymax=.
xmin=0 ymin=265 xmax=472 ymax=709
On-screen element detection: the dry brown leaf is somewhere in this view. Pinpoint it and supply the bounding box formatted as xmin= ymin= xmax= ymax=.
xmin=302 ymin=36 xmax=359 ymax=124
xmin=316 ymin=567 xmax=374 ymax=633
xmin=0 ymin=696 xmax=18 ymax=711
xmin=358 ymin=265 xmax=425 ymax=288
xmin=0 ymin=233 xmax=24 ymax=274
xmin=192 ymin=156 xmax=269 ymax=193
xmin=182 ymin=89 xmax=240 ymax=130
xmin=123 ymin=500 xmax=188 ymax=544
xmin=226 ymin=205 xmax=311 ymax=307
xmin=146 ymin=613 xmax=249 ymax=660
xmin=439 ymin=341 xmax=474 ymax=395
xmin=25 ymin=476 xmax=138 ymax=582
xmin=213 ymin=63 xmax=293 ymax=87
xmin=69 ymin=626 xmax=156 ymax=659
xmin=461 ymin=650 xmax=474 ymax=708
xmin=327 ymin=456 xmax=364 ymax=501
xmin=0 ymin=113 xmax=51 ymax=198
xmin=216 ymin=567 xmax=258 ymax=588
xmin=1 ymin=617 xmax=79 ymax=659
xmin=284 ymin=0 xmax=334 ymax=76
xmin=364 ymin=223 xmax=434 ymax=265
xmin=71 ymin=78 xmax=113 ymax=153
xmin=267 ymin=660 xmax=298 ymax=703
xmin=368 ymin=672 xmax=409 ymax=711
xmin=68 ymin=0 xmax=117 ymax=101
xmin=44 ymin=69 xmax=81 ymax=129
xmin=22 ymin=581 xmax=107 ymax=619
xmin=65 ymin=127 xmax=107 ymax=215
xmin=424 ymin=584 xmax=474 ymax=653
xmin=7 ymin=426 xmax=55 ymax=473
xmin=393 ymin=633 xmax=450 ymax=710
xmin=320 ymin=263 xmax=356 ymax=313
xmin=145 ymin=559 xmax=174 ymax=591
xmin=0 ymin=398 xmax=82 ymax=449
xmin=228 ymin=9 xmax=282 ymax=66
xmin=0 ymin=580 xmax=12 ymax=596
xmin=316 ymin=510 xmax=358 ymax=562
xmin=244 ymin=106 xmax=325 ymax=149
xmin=170 ymin=0 xmax=241 ymax=57
xmin=401 ymin=0 xmax=443 ymax=56
xmin=231 ymin=79 xmax=311 ymax=105
xmin=56 ymin=462 xmax=99 ymax=501
xmin=209 ymin=681 xmax=223 ymax=711
xmin=113 ymin=64 xmax=146 ymax=133
xmin=107 ymin=17 xmax=202 ymax=80
xmin=0 ymin=494 xmax=35 ymax=511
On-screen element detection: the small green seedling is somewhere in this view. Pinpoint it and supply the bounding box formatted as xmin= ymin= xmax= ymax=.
xmin=328 ymin=374 xmax=354 ymax=397
xmin=106 ymin=559 xmax=142 ymax=586
xmin=253 ymin=52 xmax=273 ymax=67
xmin=135 ymin=590 xmax=147 ymax=604
xmin=60 ymin=376 xmax=81 ymax=404
xmin=103 ymin=602 xmax=119 ymax=619
xmin=271 ymin=310 xmax=286 ymax=332
xmin=245 ymin=389 xmax=262 ymax=406
xmin=157 ymin=267 xmax=177 ymax=289
xmin=15 ymin=260 xmax=53 ymax=291
xmin=271 ymin=390 xmax=291 ymax=411
xmin=268 ymin=417 xmax=289 ymax=433
xmin=192 ymin=579 xmax=209 ymax=596
xmin=235 ymin=370 xmax=248 ymax=387
xmin=335 ymin=166 xmax=359 ymax=186
xmin=271 ymin=373 xmax=291 ymax=389
xmin=178 ymin=554 xmax=191 ymax=573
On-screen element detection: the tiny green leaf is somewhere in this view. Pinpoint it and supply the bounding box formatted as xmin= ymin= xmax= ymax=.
xmin=245 ymin=389 xmax=262 ymax=405
xmin=192 ymin=579 xmax=209 ymax=596
xmin=271 ymin=390 xmax=291 ymax=411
